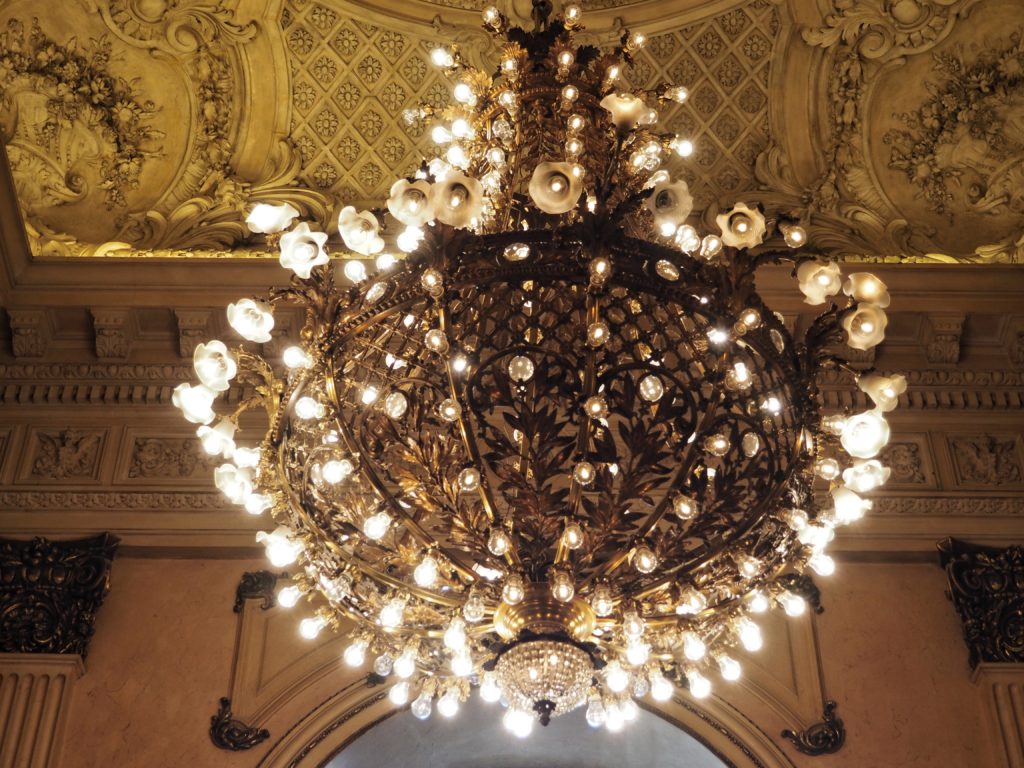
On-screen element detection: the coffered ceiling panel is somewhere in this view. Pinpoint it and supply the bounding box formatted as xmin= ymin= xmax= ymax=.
xmin=0 ymin=0 xmax=1020 ymax=263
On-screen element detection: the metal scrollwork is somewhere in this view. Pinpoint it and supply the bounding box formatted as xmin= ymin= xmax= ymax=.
xmin=209 ymin=697 xmax=270 ymax=751
xmin=0 ymin=533 xmax=119 ymax=657
xmin=938 ymin=537 xmax=1024 ymax=667
xmin=233 ymin=570 xmax=287 ymax=613
xmin=781 ymin=700 xmax=845 ymax=756
xmin=775 ymin=573 xmax=825 ymax=614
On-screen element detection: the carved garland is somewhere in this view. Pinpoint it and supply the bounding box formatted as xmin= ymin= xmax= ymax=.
xmin=0 ymin=533 xmax=119 ymax=656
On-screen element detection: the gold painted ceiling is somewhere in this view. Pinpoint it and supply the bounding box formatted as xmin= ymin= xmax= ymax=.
xmin=0 ymin=0 xmax=1021 ymax=262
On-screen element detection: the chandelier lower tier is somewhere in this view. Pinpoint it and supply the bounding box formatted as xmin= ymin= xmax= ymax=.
xmin=175 ymin=1 xmax=902 ymax=738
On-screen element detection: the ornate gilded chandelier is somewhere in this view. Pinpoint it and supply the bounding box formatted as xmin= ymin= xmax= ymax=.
xmin=175 ymin=1 xmax=902 ymax=736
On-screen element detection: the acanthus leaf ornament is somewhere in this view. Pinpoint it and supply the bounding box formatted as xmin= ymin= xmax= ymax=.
xmin=178 ymin=3 xmax=902 ymax=736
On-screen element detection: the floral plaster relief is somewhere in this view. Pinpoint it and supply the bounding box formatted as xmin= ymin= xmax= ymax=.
xmin=0 ymin=8 xmax=187 ymax=245
xmin=869 ymin=12 xmax=1024 ymax=257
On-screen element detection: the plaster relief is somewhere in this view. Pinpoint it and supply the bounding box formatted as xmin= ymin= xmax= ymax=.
xmin=27 ymin=428 xmax=104 ymax=481
xmin=127 ymin=436 xmax=217 ymax=480
xmin=950 ymin=434 xmax=1023 ymax=486
xmin=878 ymin=437 xmax=933 ymax=487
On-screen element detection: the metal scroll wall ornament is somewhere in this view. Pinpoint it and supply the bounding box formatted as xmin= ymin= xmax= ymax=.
xmin=781 ymin=700 xmax=845 ymax=756
xmin=175 ymin=2 xmax=903 ymax=737
xmin=938 ymin=537 xmax=1024 ymax=668
xmin=210 ymin=698 xmax=271 ymax=751
xmin=0 ymin=533 xmax=118 ymax=656
xmin=233 ymin=570 xmax=288 ymax=613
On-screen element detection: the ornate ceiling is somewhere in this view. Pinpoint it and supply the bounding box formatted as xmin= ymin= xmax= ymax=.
xmin=0 ymin=0 xmax=1021 ymax=262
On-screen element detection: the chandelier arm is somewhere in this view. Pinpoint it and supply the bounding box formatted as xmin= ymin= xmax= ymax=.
xmin=322 ymin=358 xmax=484 ymax=586
xmin=558 ymin=285 xmax=603 ymax=565
xmin=278 ymin=440 xmax=467 ymax=611
xmin=435 ymin=303 xmax=523 ymax=572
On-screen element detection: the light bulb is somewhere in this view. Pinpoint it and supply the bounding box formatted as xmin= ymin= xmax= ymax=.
xmin=717 ymin=654 xmax=742 ymax=681
xmin=438 ymin=398 xmax=461 ymax=421
xmin=384 ymin=392 xmax=408 ymax=419
xmin=343 ymin=639 xmax=368 ymax=667
xmin=322 ymin=458 xmax=355 ymax=484
xmin=551 ymin=570 xmax=575 ymax=603
xmin=294 ymin=396 xmax=324 ymax=420
xmin=394 ymin=647 xmax=417 ymax=678
xmin=463 ymin=593 xmax=486 ymax=623
xmin=277 ymin=585 xmax=302 ymax=608
xmin=425 ymin=329 xmax=449 ymax=353
xmin=584 ymin=395 xmax=608 ymax=419
xmin=649 ymin=670 xmax=673 ymax=701
xmin=362 ymin=512 xmax=391 ymax=540
xmin=605 ymin=703 xmax=624 ymax=732
xmin=737 ymin=618 xmax=763 ymax=651
xmin=283 ymin=346 xmax=311 ymax=369
xmin=562 ymin=85 xmax=578 ymax=102
xmin=605 ymin=661 xmax=629 ymax=693
xmin=639 ymin=374 xmax=665 ymax=402
xmin=457 ymin=467 xmax=481 ymax=492
xmin=816 ymin=458 xmax=841 ymax=480
xmin=411 ymin=691 xmax=432 ymax=719
xmin=587 ymin=321 xmax=609 ymax=346
xmin=783 ymin=224 xmax=807 ymax=248
xmin=299 ymin=615 xmax=326 ymax=640
xmin=488 ymin=527 xmax=511 ymax=556
xmin=507 ymin=355 xmax=535 ymax=382
xmin=841 ymin=410 xmax=890 ymax=459
xmin=682 ymin=631 xmax=706 ymax=661
xmin=453 ymin=82 xmax=474 ymax=104
xmin=379 ymin=598 xmax=405 ymax=628
xmin=591 ymin=584 xmax=614 ymax=617
xmin=198 ymin=418 xmax=236 ymax=456
xmin=430 ymin=47 xmax=454 ymax=67
xmin=810 ymin=553 xmax=836 ymax=576
xmin=573 ymin=461 xmax=596 ymax=485
xmin=374 ymin=652 xmax=393 ymax=676
xmin=832 ymin=486 xmax=872 ymax=524
xmin=779 ymin=592 xmax=807 ymax=617
xmin=503 ymin=574 xmax=526 ymax=605
xmin=562 ymin=521 xmax=584 ymax=549
xmin=451 ymin=648 xmax=473 ymax=677
xmin=480 ymin=671 xmax=502 ymax=702
xmin=414 ymin=555 xmax=439 ymax=588
xmin=503 ymin=708 xmax=533 ymax=738
xmin=673 ymin=494 xmax=698 ymax=520
xmin=245 ymin=493 xmax=272 ymax=515
xmin=633 ymin=544 xmax=658 ymax=574
xmin=558 ymin=50 xmax=574 ymax=68
xmin=344 ymin=260 xmax=367 ymax=283
xmin=389 ymin=681 xmax=410 ymax=706
xmin=747 ymin=590 xmax=770 ymax=613
xmin=738 ymin=555 xmax=761 ymax=579
xmin=586 ymin=696 xmax=606 ymax=727
xmin=622 ymin=610 xmax=645 ymax=638
xmin=686 ymin=669 xmax=712 ymax=699
xmin=437 ymin=689 xmax=459 ymax=718
xmin=444 ymin=618 xmax=467 ymax=650
xmin=626 ymin=640 xmax=649 ymax=666
xmin=620 ymin=698 xmax=639 ymax=722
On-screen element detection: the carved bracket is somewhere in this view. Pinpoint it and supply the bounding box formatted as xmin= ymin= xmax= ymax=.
xmin=209 ymin=697 xmax=270 ymax=751
xmin=174 ymin=309 xmax=212 ymax=359
xmin=0 ymin=533 xmax=119 ymax=656
xmin=7 ymin=308 xmax=51 ymax=358
xmin=233 ymin=570 xmax=287 ymax=613
xmin=938 ymin=537 xmax=1024 ymax=668
xmin=91 ymin=308 xmax=134 ymax=361
xmin=781 ymin=700 xmax=845 ymax=756
xmin=924 ymin=314 xmax=965 ymax=365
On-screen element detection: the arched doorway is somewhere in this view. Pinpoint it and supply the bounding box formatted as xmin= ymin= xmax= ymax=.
xmin=327 ymin=702 xmax=730 ymax=768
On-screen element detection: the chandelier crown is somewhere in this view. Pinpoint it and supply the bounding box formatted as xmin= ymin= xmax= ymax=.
xmin=178 ymin=1 xmax=901 ymax=738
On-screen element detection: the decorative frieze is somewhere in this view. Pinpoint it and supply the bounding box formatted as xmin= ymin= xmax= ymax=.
xmin=938 ymin=538 xmax=1024 ymax=668
xmin=0 ymin=533 xmax=118 ymax=656
xmin=0 ymin=491 xmax=230 ymax=511
xmin=128 ymin=437 xmax=217 ymax=480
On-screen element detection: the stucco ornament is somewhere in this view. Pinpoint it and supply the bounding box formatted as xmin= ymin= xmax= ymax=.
xmin=227 ymin=299 xmax=274 ymax=344
xmin=172 ymin=383 xmax=217 ymax=425
xmin=797 ymin=261 xmax=843 ymax=305
xmin=600 ymin=93 xmax=655 ymax=130
xmin=842 ymin=303 xmax=888 ymax=350
xmin=645 ymin=180 xmax=693 ymax=228
xmin=843 ymin=273 xmax=890 ymax=308
xmin=716 ymin=203 xmax=766 ymax=249
xmin=246 ymin=203 xmax=300 ymax=234
xmin=279 ymin=223 xmax=329 ymax=278
xmin=338 ymin=207 xmax=385 ymax=256
xmin=857 ymin=373 xmax=906 ymax=412
xmin=387 ymin=180 xmax=436 ymax=227
xmin=528 ymin=162 xmax=582 ymax=214
xmin=193 ymin=340 xmax=237 ymax=392
xmin=434 ymin=174 xmax=484 ymax=228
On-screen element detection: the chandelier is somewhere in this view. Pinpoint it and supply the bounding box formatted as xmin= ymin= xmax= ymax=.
xmin=174 ymin=1 xmax=902 ymax=737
